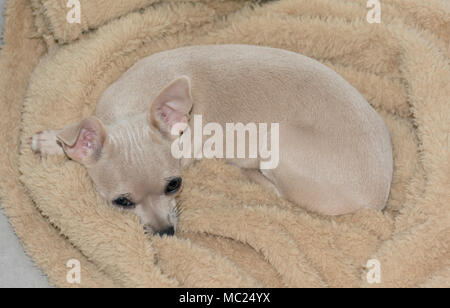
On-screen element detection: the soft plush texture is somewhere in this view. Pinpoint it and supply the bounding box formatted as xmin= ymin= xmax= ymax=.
xmin=0 ymin=0 xmax=448 ymax=288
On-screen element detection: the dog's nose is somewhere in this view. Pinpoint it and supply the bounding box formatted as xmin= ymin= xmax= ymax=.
xmin=157 ymin=226 xmax=175 ymax=237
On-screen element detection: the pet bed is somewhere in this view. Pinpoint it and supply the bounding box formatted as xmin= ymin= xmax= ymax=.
xmin=0 ymin=0 xmax=448 ymax=287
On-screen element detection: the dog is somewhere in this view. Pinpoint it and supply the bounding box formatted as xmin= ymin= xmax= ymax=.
xmin=31 ymin=45 xmax=393 ymax=236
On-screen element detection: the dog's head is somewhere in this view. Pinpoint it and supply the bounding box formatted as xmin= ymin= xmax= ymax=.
xmin=56 ymin=77 xmax=193 ymax=236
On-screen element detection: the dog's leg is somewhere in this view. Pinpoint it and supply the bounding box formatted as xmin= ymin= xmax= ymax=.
xmin=30 ymin=130 xmax=64 ymax=156
xmin=241 ymin=168 xmax=281 ymax=196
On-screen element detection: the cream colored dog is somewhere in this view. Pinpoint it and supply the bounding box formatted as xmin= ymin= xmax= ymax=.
xmin=31 ymin=45 xmax=393 ymax=236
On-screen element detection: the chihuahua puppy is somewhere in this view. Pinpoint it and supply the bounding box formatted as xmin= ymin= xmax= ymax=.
xmin=31 ymin=45 xmax=393 ymax=236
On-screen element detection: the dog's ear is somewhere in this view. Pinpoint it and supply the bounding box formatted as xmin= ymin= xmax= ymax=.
xmin=57 ymin=116 xmax=106 ymax=165
xmin=149 ymin=76 xmax=193 ymax=138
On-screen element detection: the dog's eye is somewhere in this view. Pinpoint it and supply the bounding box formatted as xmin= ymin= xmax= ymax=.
xmin=165 ymin=177 xmax=182 ymax=195
xmin=113 ymin=196 xmax=135 ymax=208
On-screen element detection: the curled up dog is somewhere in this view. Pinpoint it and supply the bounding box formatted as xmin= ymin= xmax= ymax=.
xmin=31 ymin=45 xmax=393 ymax=236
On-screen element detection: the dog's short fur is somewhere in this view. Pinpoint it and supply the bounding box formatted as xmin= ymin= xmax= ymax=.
xmin=31 ymin=45 xmax=393 ymax=235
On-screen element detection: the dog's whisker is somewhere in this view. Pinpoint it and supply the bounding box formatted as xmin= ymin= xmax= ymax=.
xmin=175 ymin=200 xmax=185 ymax=217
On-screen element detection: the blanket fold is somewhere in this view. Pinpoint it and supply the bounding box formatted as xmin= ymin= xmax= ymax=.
xmin=30 ymin=0 xmax=258 ymax=44
xmin=0 ymin=0 xmax=448 ymax=287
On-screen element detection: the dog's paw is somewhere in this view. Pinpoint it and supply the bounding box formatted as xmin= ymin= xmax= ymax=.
xmin=30 ymin=130 xmax=64 ymax=156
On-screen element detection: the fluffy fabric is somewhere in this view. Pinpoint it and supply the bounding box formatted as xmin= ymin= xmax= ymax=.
xmin=0 ymin=0 xmax=448 ymax=287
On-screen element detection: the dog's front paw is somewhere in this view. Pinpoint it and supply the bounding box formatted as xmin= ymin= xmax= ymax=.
xmin=30 ymin=130 xmax=64 ymax=156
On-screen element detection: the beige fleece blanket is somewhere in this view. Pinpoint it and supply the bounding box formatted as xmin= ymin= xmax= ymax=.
xmin=0 ymin=0 xmax=449 ymax=287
